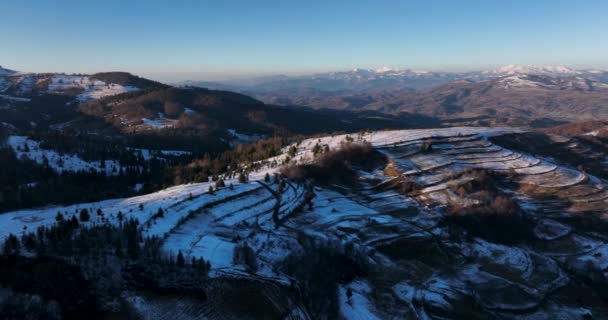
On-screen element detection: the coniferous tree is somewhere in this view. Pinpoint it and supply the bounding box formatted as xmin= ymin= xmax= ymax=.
xmin=70 ymin=215 xmax=79 ymax=228
xmin=3 ymin=233 xmax=20 ymax=254
xmin=288 ymin=145 xmax=297 ymax=157
xmin=176 ymin=250 xmax=185 ymax=267
xmin=79 ymin=209 xmax=90 ymax=222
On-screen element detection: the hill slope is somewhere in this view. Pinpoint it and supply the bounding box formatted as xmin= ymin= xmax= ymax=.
xmin=4 ymin=127 xmax=608 ymax=318
xmin=78 ymin=86 xmax=437 ymax=140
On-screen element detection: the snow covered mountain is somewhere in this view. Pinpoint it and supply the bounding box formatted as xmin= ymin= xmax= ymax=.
xmin=182 ymin=64 xmax=608 ymax=94
xmin=482 ymin=64 xmax=581 ymax=76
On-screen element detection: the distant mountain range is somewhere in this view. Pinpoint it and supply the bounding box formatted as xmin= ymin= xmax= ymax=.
xmin=179 ymin=64 xmax=608 ymax=92
xmin=177 ymin=65 xmax=608 ymax=126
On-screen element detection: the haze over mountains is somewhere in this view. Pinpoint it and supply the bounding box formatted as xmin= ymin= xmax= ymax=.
xmin=182 ymin=65 xmax=608 ymax=92
xmin=179 ymin=65 xmax=608 ymax=126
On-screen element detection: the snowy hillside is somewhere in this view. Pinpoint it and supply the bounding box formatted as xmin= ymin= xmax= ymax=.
xmin=5 ymin=126 xmax=608 ymax=318
xmin=483 ymin=64 xmax=580 ymax=76
xmin=497 ymin=74 xmax=608 ymax=90
xmin=0 ymin=69 xmax=142 ymax=101
xmin=7 ymin=136 xmax=122 ymax=175
xmin=49 ymin=74 xmax=139 ymax=101
xmin=5 ymin=135 xmax=191 ymax=175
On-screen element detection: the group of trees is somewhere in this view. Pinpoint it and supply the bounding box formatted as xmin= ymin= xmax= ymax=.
xmin=0 ymin=147 xmax=154 ymax=212
xmin=282 ymin=141 xmax=383 ymax=186
xmin=0 ymin=129 xmax=296 ymax=212
xmin=1 ymin=216 xmax=212 ymax=319
xmin=170 ymin=136 xmax=294 ymax=185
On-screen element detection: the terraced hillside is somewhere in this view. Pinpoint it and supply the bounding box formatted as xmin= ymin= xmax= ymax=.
xmin=3 ymin=127 xmax=608 ymax=319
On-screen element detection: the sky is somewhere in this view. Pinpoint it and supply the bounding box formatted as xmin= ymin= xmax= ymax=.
xmin=1 ymin=0 xmax=607 ymax=81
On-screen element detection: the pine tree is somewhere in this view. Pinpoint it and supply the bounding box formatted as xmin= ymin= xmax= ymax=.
xmin=238 ymin=172 xmax=248 ymax=183
xmin=156 ymin=208 xmax=164 ymax=218
xmin=176 ymin=250 xmax=185 ymax=267
xmin=79 ymin=208 xmax=90 ymax=222
xmin=264 ymin=173 xmax=270 ymax=182
xmin=70 ymin=215 xmax=79 ymax=228
xmin=215 ymin=179 xmax=225 ymax=188
xmin=21 ymin=233 xmax=36 ymax=251
xmin=3 ymin=234 xmax=20 ymax=254
xmin=55 ymin=212 xmax=64 ymax=222
xmin=288 ymin=145 xmax=297 ymax=157
xmin=208 ymin=186 xmax=214 ymax=194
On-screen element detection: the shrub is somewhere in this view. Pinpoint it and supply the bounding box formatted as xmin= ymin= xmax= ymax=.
xmin=445 ymin=196 xmax=531 ymax=244
xmin=232 ymin=243 xmax=257 ymax=273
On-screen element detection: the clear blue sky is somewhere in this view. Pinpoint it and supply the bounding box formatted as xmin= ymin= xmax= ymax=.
xmin=1 ymin=0 xmax=607 ymax=81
